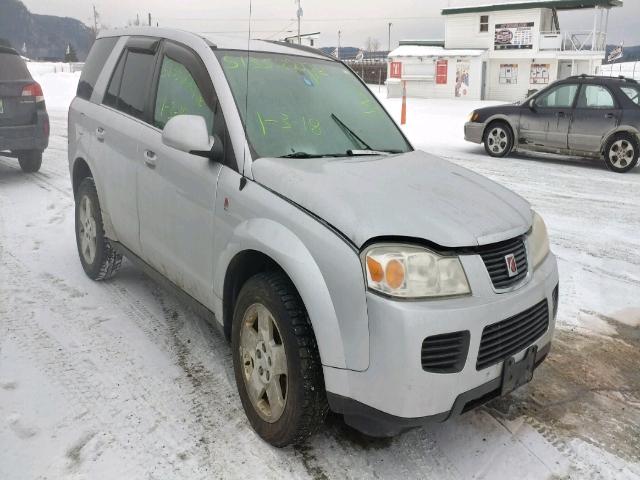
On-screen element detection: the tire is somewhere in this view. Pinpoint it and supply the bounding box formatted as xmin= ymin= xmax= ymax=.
xmin=75 ymin=177 xmax=123 ymax=280
xmin=484 ymin=121 xmax=513 ymax=158
xmin=17 ymin=150 xmax=43 ymax=173
xmin=232 ymin=271 xmax=328 ymax=447
xmin=603 ymin=132 xmax=639 ymax=173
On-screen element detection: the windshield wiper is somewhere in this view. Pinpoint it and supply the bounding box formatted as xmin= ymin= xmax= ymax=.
xmin=278 ymin=152 xmax=341 ymax=159
xmin=330 ymin=113 xmax=372 ymax=150
xmin=346 ymin=149 xmax=402 ymax=156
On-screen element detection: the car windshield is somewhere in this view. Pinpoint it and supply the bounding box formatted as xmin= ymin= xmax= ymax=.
xmin=215 ymin=49 xmax=412 ymax=159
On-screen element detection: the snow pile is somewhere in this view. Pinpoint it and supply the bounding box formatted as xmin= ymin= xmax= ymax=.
xmin=27 ymin=66 xmax=81 ymax=111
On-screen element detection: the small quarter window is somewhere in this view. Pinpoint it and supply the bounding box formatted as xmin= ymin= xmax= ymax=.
xmin=620 ymin=85 xmax=640 ymax=105
xmin=77 ymin=37 xmax=118 ymax=101
xmin=480 ymin=15 xmax=489 ymax=33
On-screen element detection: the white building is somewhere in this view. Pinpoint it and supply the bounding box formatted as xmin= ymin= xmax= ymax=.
xmin=386 ymin=0 xmax=623 ymax=102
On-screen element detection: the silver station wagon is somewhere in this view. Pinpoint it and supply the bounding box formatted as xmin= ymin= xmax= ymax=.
xmin=68 ymin=28 xmax=559 ymax=447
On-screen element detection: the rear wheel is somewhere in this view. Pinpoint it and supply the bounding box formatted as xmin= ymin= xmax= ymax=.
xmin=17 ymin=150 xmax=43 ymax=173
xmin=232 ymin=272 xmax=328 ymax=447
xmin=604 ymin=133 xmax=639 ymax=173
xmin=484 ymin=122 xmax=513 ymax=158
xmin=75 ymin=177 xmax=123 ymax=280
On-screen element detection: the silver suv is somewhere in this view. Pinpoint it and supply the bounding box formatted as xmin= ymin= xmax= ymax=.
xmin=68 ymin=28 xmax=560 ymax=447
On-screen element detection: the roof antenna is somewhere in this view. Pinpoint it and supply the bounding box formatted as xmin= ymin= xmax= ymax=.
xmin=241 ymin=0 xmax=252 ymax=179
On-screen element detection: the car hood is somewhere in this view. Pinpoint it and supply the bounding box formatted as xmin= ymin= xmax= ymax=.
xmin=251 ymin=150 xmax=532 ymax=248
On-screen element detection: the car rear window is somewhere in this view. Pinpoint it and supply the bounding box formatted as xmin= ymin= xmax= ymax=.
xmin=620 ymin=85 xmax=640 ymax=105
xmin=0 ymin=52 xmax=31 ymax=81
xmin=77 ymin=37 xmax=118 ymax=101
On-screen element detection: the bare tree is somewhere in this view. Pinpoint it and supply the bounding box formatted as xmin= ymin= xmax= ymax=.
xmin=365 ymin=37 xmax=381 ymax=52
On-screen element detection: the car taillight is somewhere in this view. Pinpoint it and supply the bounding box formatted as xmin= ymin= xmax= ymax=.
xmin=22 ymin=82 xmax=45 ymax=103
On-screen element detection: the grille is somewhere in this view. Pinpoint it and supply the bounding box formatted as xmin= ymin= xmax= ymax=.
xmin=421 ymin=331 xmax=470 ymax=373
xmin=477 ymin=236 xmax=528 ymax=290
xmin=477 ymin=299 xmax=549 ymax=370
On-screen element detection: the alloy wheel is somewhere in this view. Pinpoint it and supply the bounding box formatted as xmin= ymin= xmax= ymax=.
xmin=239 ymin=303 xmax=288 ymax=423
xmin=78 ymin=195 xmax=97 ymax=264
xmin=487 ymin=127 xmax=508 ymax=155
xmin=609 ymin=139 xmax=634 ymax=169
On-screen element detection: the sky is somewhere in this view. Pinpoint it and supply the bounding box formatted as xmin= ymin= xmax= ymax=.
xmin=20 ymin=0 xmax=640 ymax=48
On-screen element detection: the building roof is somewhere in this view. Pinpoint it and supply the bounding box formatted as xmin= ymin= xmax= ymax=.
xmin=399 ymin=40 xmax=445 ymax=47
xmin=389 ymin=45 xmax=485 ymax=58
xmin=442 ymin=0 xmax=623 ymax=15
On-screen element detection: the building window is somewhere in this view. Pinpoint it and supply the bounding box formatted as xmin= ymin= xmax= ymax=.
xmin=499 ymin=64 xmax=518 ymax=84
xmin=436 ymin=59 xmax=448 ymax=84
xmin=480 ymin=15 xmax=489 ymax=32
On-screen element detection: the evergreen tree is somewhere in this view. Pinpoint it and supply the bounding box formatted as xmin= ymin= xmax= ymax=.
xmin=65 ymin=43 xmax=78 ymax=62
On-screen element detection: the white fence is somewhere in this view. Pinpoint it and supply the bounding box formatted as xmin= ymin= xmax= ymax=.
xmin=597 ymin=62 xmax=640 ymax=80
xmin=25 ymin=62 xmax=84 ymax=76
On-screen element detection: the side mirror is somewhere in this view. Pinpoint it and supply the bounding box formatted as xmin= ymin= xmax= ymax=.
xmin=162 ymin=114 xmax=214 ymax=156
xmin=528 ymin=98 xmax=537 ymax=110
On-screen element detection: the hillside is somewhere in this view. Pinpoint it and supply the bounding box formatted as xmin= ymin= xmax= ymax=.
xmin=0 ymin=0 xmax=94 ymax=61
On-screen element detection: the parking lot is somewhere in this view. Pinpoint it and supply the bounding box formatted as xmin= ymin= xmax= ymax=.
xmin=0 ymin=74 xmax=638 ymax=479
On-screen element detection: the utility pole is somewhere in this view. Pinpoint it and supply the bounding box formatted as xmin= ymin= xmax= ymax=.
xmin=388 ymin=22 xmax=392 ymax=52
xmin=338 ymin=30 xmax=341 ymax=60
xmin=148 ymin=13 xmax=152 ymax=27
xmin=92 ymin=5 xmax=99 ymax=33
xmin=296 ymin=0 xmax=303 ymax=45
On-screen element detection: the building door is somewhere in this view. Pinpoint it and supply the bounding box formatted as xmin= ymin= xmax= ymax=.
xmin=481 ymin=61 xmax=487 ymax=100
xmin=558 ymin=61 xmax=573 ymax=80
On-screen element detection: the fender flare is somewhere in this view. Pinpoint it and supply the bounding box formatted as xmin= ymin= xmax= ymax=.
xmin=483 ymin=114 xmax=518 ymax=142
xmin=600 ymin=126 xmax=640 ymax=153
xmin=215 ymin=217 xmax=348 ymax=369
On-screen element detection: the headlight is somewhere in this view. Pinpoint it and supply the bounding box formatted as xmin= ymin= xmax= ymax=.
xmin=363 ymin=245 xmax=471 ymax=299
xmin=467 ymin=111 xmax=479 ymax=122
xmin=529 ymin=211 xmax=550 ymax=269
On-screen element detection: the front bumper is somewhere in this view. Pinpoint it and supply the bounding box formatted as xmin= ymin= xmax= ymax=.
xmin=464 ymin=121 xmax=484 ymax=144
xmin=324 ymin=251 xmax=559 ymax=436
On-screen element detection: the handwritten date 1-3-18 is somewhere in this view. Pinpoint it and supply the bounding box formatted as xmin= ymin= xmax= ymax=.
xmin=257 ymin=112 xmax=322 ymax=136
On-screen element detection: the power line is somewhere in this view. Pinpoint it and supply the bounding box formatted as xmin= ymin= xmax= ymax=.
xmin=158 ymin=15 xmax=441 ymax=22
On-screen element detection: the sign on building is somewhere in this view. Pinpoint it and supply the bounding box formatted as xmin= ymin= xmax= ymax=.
xmin=390 ymin=61 xmax=402 ymax=78
xmin=436 ymin=59 xmax=448 ymax=84
xmin=455 ymin=60 xmax=470 ymax=97
xmin=608 ymin=43 xmax=624 ymax=63
xmin=499 ymin=64 xmax=518 ymax=84
xmin=530 ymin=64 xmax=550 ymax=84
xmin=494 ymin=22 xmax=534 ymax=50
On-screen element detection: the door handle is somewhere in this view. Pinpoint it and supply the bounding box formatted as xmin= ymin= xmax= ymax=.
xmin=556 ymin=111 xmax=566 ymax=118
xmin=96 ymin=127 xmax=105 ymax=142
xmin=605 ymin=113 xmax=616 ymax=119
xmin=143 ymin=150 xmax=157 ymax=168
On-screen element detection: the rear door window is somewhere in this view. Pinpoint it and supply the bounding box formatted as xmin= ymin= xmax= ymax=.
xmin=77 ymin=37 xmax=118 ymax=100
xmin=0 ymin=52 xmax=31 ymax=81
xmin=103 ymin=46 xmax=156 ymax=121
xmin=577 ymin=85 xmax=616 ymax=109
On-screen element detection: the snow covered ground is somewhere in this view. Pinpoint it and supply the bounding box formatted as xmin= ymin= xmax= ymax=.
xmin=0 ymin=72 xmax=638 ymax=479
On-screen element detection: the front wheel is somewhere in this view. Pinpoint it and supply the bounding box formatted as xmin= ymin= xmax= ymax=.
xmin=484 ymin=122 xmax=513 ymax=158
xmin=603 ymin=133 xmax=639 ymax=173
xmin=232 ymin=272 xmax=328 ymax=447
xmin=75 ymin=177 xmax=123 ymax=280
xmin=17 ymin=150 xmax=43 ymax=173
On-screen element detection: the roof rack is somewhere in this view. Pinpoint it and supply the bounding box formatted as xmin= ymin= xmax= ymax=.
xmin=567 ymin=73 xmax=638 ymax=84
